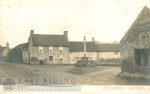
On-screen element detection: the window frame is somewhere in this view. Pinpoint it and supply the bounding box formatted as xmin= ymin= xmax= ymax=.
xmin=49 ymin=47 xmax=53 ymax=53
xmin=49 ymin=56 xmax=53 ymax=61
xmin=39 ymin=46 xmax=43 ymax=53
xmin=59 ymin=56 xmax=64 ymax=61
xmin=59 ymin=47 xmax=63 ymax=53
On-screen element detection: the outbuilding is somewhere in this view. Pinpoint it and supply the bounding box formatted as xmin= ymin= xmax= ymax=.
xmin=120 ymin=6 xmax=150 ymax=75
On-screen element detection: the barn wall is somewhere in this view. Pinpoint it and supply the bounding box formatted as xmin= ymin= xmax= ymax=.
xmin=120 ymin=30 xmax=150 ymax=66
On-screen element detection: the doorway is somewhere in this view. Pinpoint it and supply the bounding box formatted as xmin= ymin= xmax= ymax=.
xmin=134 ymin=49 xmax=149 ymax=66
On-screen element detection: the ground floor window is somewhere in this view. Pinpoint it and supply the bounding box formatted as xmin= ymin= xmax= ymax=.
xmin=59 ymin=56 xmax=64 ymax=61
xmin=49 ymin=56 xmax=53 ymax=61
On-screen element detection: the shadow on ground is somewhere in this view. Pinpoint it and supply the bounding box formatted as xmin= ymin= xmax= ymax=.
xmin=66 ymin=67 xmax=103 ymax=75
xmin=116 ymin=73 xmax=150 ymax=85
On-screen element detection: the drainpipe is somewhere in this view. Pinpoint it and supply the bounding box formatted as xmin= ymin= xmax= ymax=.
xmin=84 ymin=36 xmax=87 ymax=57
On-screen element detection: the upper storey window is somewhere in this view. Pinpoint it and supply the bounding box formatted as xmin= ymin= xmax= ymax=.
xmin=49 ymin=47 xmax=53 ymax=53
xmin=39 ymin=46 xmax=43 ymax=53
xmin=59 ymin=47 xmax=63 ymax=53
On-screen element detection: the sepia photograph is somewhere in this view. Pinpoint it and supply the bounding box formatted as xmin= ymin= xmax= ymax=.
xmin=0 ymin=0 xmax=150 ymax=94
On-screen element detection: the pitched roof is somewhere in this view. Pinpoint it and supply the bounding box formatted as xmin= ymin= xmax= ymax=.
xmin=69 ymin=41 xmax=120 ymax=52
xmin=133 ymin=6 xmax=150 ymax=32
xmin=8 ymin=43 xmax=28 ymax=63
xmin=69 ymin=41 xmax=97 ymax=52
xmin=120 ymin=6 xmax=150 ymax=43
xmin=20 ymin=43 xmax=28 ymax=50
xmin=32 ymin=34 xmax=68 ymax=46
xmin=11 ymin=43 xmax=28 ymax=51
xmin=96 ymin=43 xmax=120 ymax=52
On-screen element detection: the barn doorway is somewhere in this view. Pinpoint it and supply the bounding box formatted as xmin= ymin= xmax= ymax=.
xmin=134 ymin=49 xmax=149 ymax=66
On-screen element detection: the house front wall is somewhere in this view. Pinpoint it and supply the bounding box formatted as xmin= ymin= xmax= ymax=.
xmin=23 ymin=51 xmax=29 ymax=63
xmin=30 ymin=46 xmax=70 ymax=64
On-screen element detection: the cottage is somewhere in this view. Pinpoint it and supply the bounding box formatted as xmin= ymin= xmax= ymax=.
xmin=23 ymin=30 xmax=70 ymax=64
xmin=120 ymin=6 xmax=150 ymax=74
xmin=9 ymin=30 xmax=120 ymax=64
xmin=69 ymin=40 xmax=120 ymax=64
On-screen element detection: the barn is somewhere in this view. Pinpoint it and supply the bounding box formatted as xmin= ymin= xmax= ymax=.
xmin=120 ymin=6 xmax=150 ymax=75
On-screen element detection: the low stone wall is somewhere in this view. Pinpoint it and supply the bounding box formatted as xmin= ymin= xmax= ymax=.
xmin=0 ymin=56 xmax=8 ymax=61
xmin=96 ymin=58 xmax=121 ymax=66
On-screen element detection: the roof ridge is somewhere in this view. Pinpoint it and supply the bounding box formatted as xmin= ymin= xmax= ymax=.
xmin=69 ymin=41 xmax=94 ymax=42
xmin=142 ymin=6 xmax=150 ymax=12
xmin=120 ymin=6 xmax=150 ymax=43
xmin=32 ymin=34 xmax=68 ymax=46
xmin=33 ymin=34 xmax=64 ymax=36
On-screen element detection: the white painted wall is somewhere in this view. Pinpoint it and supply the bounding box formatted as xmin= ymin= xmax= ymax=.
xmin=69 ymin=52 xmax=120 ymax=64
xmin=98 ymin=52 xmax=120 ymax=59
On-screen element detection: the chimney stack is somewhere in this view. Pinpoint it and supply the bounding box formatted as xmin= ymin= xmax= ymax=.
xmin=92 ymin=37 xmax=95 ymax=42
xmin=6 ymin=42 xmax=9 ymax=47
xmin=30 ymin=30 xmax=34 ymax=35
xmin=64 ymin=31 xmax=68 ymax=40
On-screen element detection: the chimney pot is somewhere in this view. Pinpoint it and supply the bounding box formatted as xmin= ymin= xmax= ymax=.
xmin=64 ymin=31 xmax=68 ymax=40
xmin=6 ymin=42 xmax=9 ymax=47
xmin=30 ymin=30 xmax=34 ymax=35
xmin=92 ymin=37 xmax=95 ymax=42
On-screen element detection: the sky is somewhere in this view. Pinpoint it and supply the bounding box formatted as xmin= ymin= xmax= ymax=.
xmin=0 ymin=0 xmax=150 ymax=48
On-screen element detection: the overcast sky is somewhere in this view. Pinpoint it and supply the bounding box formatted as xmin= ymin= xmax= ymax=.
xmin=0 ymin=0 xmax=150 ymax=48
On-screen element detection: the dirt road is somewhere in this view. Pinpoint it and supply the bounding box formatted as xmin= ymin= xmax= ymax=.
xmin=0 ymin=62 xmax=150 ymax=85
